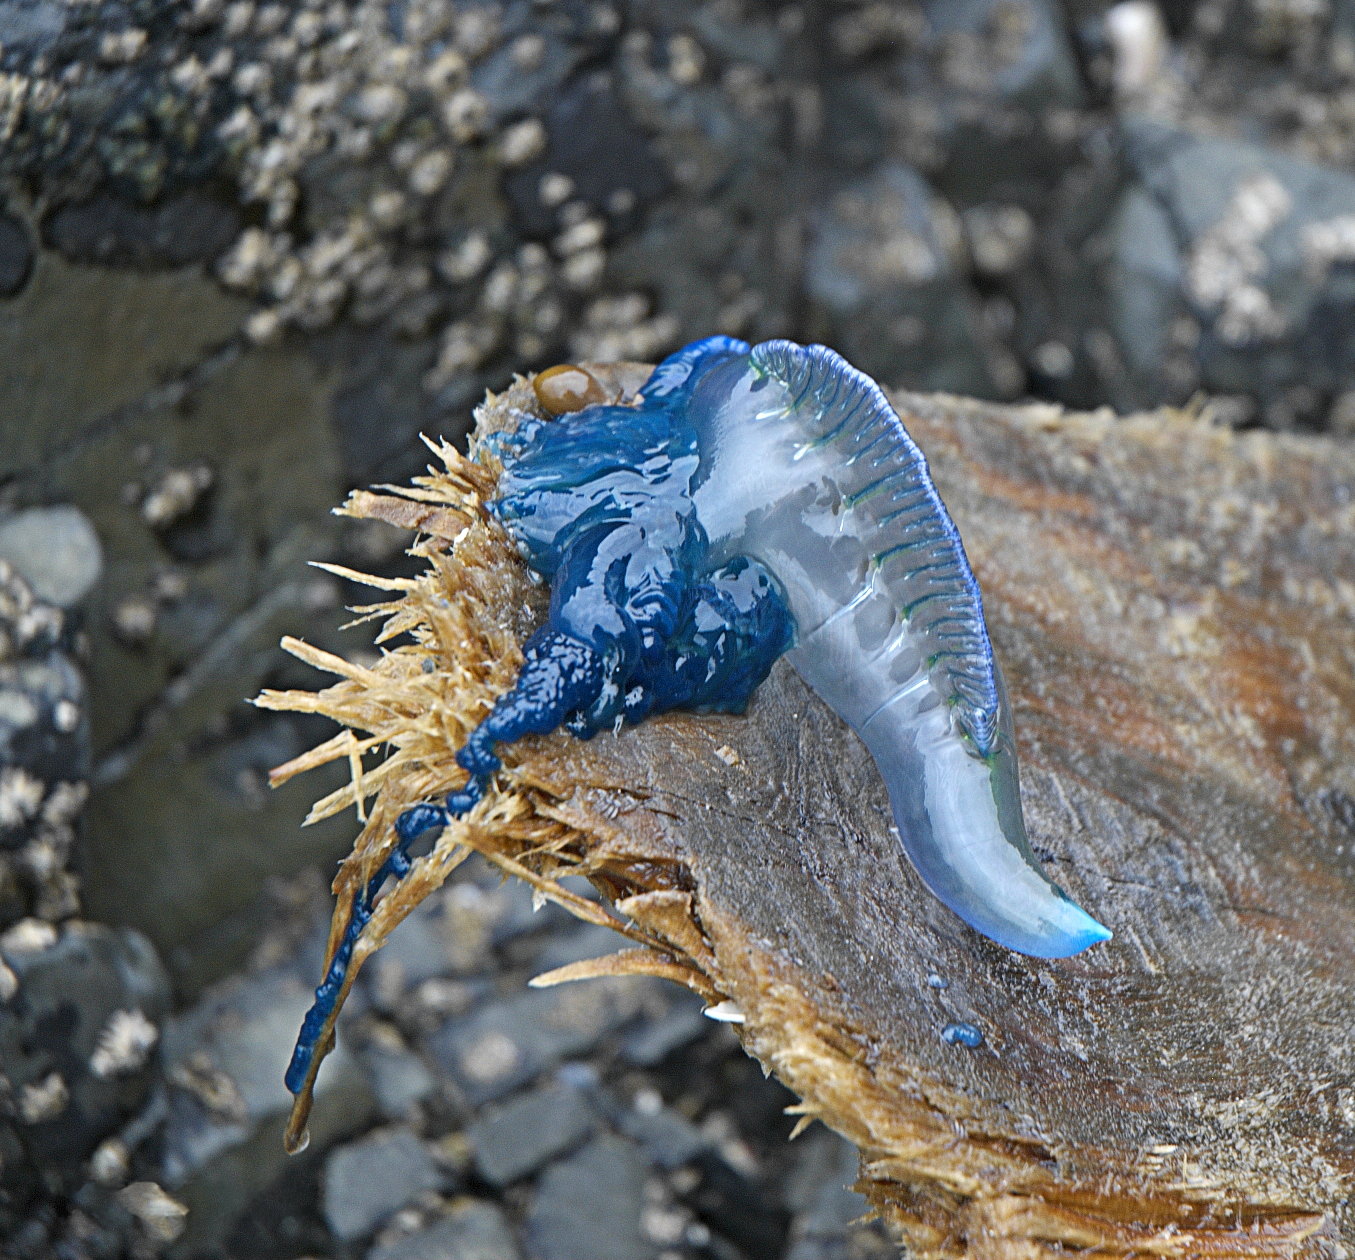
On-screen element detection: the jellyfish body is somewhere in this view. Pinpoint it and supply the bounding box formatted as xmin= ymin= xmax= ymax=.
xmin=285 ymin=337 xmax=1109 ymax=1112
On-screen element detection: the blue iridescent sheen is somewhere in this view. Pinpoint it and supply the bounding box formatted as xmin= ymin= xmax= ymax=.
xmin=286 ymin=336 xmax=1111 ymax=1103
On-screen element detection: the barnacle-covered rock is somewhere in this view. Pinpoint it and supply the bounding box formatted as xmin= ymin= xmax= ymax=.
xmin=0 ymin=919 xmax=170 ymax=1230
xmin=262 ymin=365 xmax=1355 ymax=1257
xmin=0 ymin=553 xmax=90 ymax=927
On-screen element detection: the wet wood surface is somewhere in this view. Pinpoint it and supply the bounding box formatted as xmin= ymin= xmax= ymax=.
xmin=514 ymin=377 xmax=1355 ymax=1257
xmin=272 ymin=369 xmax=1355 ymax=1257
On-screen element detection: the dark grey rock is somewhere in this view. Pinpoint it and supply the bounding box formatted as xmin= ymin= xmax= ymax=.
xmin=430 ymin=970 xmax=653 ymax=1106
xmin=363 ymin=861 xmax=563 ymax=1006
xmin=620 ymin=991 xmax=708 ymax=1067
xmin=158 ymin=950 xmax=379 ymax=1255
xmin=361 ymin=890 xmax=471 ymax=1002
xmin=783 ymin=1130 xmax=889 ymax=1260
xmin=361 ymin=1042 xmax=438 ymax=1120
xmin=326 ymin=330 xmax=446 ymax=484
xmin=923 ymin=0 xmax=1084 ymax=108
xmin=489 ymin=869 xmax=574 ymax=945
xmin=0 ymin=2 xmax=65 ymax=55
xmin=1105 ymin=185 xmax=1185 ymax=402
xmin=368 ymin=1200 xmax=522 ymax=1260
xmin=0 ymin=211 xmax=33 ymax=296
xmin=0 ymin=506 xmax=102 ymax=608
xmin=681 ymin=1147 xmax=792 ymax=1260
xmin=466 ymin=1079 xmax=597 ymax=1186
xmin=914 ymin=0 xmax=1088 ymax=201
xmin=469 ymin=7 xmax=589 ymax=126
xmin=615 ymin=1099 xmax=705 ymax=1171
xmin=0 ymin=652 xmax=85 ymax=812
xmin=0 ymin=920 xmax=169 ymax=1208
xmin=0 ymin=559 xmax=86 ymax=925
xmin=525 ymin=1136 xmax=653 ymax=1260
xmin=44 ymin=194 xmax=242 ymax=271
xmin=1123 ymin=120 xmax=1355 ymax=409
xmin=530 ymin=920 xmax=634 ymax=973
xmin=503 ymin=74 xmax=669 ymax=238
xmin=806 ymin=164 xmax=996 ymax=395
xmin=323 ymin=1128 xmax=445 ymax=1242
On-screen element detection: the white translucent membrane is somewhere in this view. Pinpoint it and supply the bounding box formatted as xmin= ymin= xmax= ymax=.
xmin=688 ymin=345 xmax=1111 ymax=957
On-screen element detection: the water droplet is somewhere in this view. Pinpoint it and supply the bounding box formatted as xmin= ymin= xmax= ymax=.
xmin=941 ymin=1022 xmax=983 ymax=1048
xmin=926 ymin=973 xmax=949 ymax=989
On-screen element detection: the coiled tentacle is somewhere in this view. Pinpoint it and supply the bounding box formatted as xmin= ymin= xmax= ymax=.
xmin=286 ymin=335 xmax=1110 ymax=1122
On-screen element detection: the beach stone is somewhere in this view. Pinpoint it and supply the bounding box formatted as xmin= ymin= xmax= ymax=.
xmin=0 ymin=507 xmax=102 ymax=609
xmin=430 ymin=925 xmax=658 ymax=1104
xmin=322 ymin=1128 xmax=445 ymax=1242
xmin=1122 ymin=119 xmax=1355 ymax=418
xmin=0 ymin=920 xmax=169 ymax=1223
xmin=466 ymin=1079 xmax=597 ymax=1187
xmin=45 ymin=193 xmax=241 ymax=271
xmin=783 ymin=1130 xmax=889 ymax=1260
xmin=525 ymin=1136 xmax=653 ymax=1260
xmin=1105 ymin=184 xmax=1185 ymax=406
xmin=615 ymin=1099 xmax=705 ymax=1171
xmin=368 ymin=1200 xmax=522 ymax=1260
xmin=430 ymin=977 xmax=651 ymax=1106
xmin=620 ymin=991 xmax=708 ymax=1068
xmin=923 ymin=0 xmax=1084 ymax=108
xmin=0 ymin=211 xmax=33 ymax=296
xmin=158 ymin=949 xmax=378 ymax=1255
xmin=361 ymin=1042 xmax=438 ymax=1121
xmin=806 ymin=164 xmax=995 ymax=395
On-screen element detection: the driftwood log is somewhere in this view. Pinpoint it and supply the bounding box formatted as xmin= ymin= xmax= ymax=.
xmin=262 ymin=366 xmax=1355 ymax=1258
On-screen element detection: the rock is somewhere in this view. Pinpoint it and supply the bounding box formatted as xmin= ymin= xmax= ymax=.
xmin=322 ymin=1128 xmax=445 ymax=1242
xmin=362 ymin=860 xmax=565 ymax=1007
xmin=1123 ymin=120 xmax=1355 ymax=419
xmin=0 ymin=2 xmax=65 ymax=56
xmin=0 ymin=557 xmax=88 ymax=939
xmin=360 ymin=887 xmax=479 ymax=1003
xmin=369 ymin=1199 xmax=522 ymax=1260
xmin=466 ymin=1079 xmax=597 ymax=1187
xmin=158 ymin=949 xmax=379 ymax=1255
xmin=680 ymin=1147 xmax=791 ymax=1260
xmin=0 ymin=211 xmax=33 ymax=296
xmin=525 ymin=1136 xmax=653 ymax=1260
xmin=530 ymin=920 xmax=637 ymax=973
xmin=619 ymin=991 xmax=709 ymax=1068
xmin=44 ymin=193 xmax=242 ymax=271
xmin=806 ymin=164 xmax=996 ymax=396
xmin=783 ymin=1131 xmax=888 ymax=1260
xmin=0 ymin=652 xmax=85 ymax=837
xmin=0 ymin=920 xmax=169 ymax=1225
xmin=918 ymin=0 xmax=1087 ymax=199
xmin=923 ymin=0 xmax=1085 ymax=108
xmin=360 ymin=1042 xmax=438 ymax=1121
xmin=503 ymin=73 xmax=668 ymax=239
xmin=614 ymin=1095 xmax=705 ymax=1171
xmin=1104 ymin=184 xmax=1184 ymax=406
xmin=0 ymin=506 xmax=103 ymax=609
xmin=429 ymin=925 xmax=660 ymax=1105
xmin=430 ymin=977 xmax=651 ymax=1106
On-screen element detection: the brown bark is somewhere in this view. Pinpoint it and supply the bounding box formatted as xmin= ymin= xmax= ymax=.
xmin=264 ymin=368 xmax=1355 ymax=1257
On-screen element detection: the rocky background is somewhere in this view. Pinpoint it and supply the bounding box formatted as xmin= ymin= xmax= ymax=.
xmin=2 ymin=0 xmax=1354 ymax=1256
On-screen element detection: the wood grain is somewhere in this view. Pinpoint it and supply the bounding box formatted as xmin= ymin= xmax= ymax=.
xmin=512 ymin=378 xmax=1355 ymax=1256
